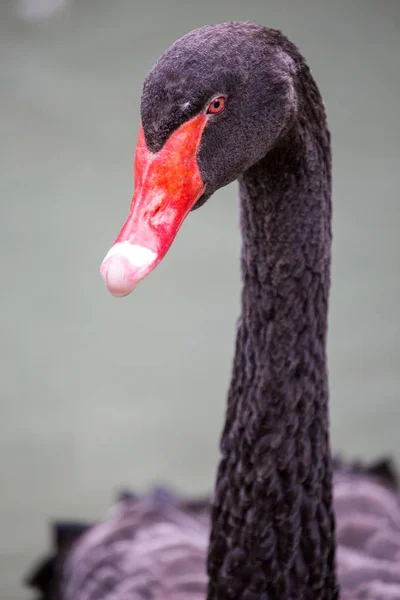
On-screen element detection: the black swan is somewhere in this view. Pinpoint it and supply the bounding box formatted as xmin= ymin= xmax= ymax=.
xmin=26 ymin=22 xmax=400 ymax=600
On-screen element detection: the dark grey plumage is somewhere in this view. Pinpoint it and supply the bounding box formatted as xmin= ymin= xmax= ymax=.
xmin=26 ymin=22 xmax=400 ymax=600
xmin=26 ymin=462 xmax=400 ymax=600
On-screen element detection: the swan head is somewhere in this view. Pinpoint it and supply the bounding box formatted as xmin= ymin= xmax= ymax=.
xmin=100 ymin=23 xmax=298 ymax=297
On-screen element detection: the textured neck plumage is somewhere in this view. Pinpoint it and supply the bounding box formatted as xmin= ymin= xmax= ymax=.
xmin=207 ymin=69 xmax=339 ymax=600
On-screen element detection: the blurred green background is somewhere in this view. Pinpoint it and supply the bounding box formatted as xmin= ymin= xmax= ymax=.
xmin=1 ymin=0 xmax=399 ymax=598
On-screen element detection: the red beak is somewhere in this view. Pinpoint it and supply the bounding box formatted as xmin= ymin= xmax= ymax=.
xmin=100 ymin=113 xmax=207 ymax=296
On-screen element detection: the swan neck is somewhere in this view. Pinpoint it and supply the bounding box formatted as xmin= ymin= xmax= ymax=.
xmin=207 ymin=98 xmax=338 ymax=599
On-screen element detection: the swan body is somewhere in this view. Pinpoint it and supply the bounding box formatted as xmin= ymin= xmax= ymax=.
xmin=27 ymin=22 xmax=400 ymax=600
xmin=27 ymin=460 xmax=400 ymax=599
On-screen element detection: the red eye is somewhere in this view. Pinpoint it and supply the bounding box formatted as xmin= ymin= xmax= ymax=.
xmin=207 ymin=96 xmax=225 ymax=115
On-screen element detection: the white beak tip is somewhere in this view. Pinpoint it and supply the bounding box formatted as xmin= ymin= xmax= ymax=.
xmin=100 ymin=242 xmax=157 ymax=297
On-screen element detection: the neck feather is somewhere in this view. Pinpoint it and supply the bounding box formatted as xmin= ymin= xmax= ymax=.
xmin=207 ymin=73 xmax=339 ymax=600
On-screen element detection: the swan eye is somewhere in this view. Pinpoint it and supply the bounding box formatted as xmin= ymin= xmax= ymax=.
xmin=207 ymin=96 xmax=225 ymax=115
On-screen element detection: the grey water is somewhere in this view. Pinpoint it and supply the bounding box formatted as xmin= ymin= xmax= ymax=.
xmin=1 ymin=0 xmax=399 ymax=598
